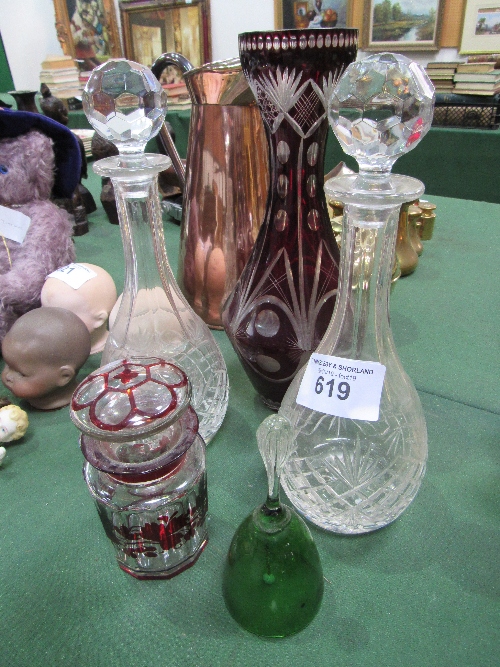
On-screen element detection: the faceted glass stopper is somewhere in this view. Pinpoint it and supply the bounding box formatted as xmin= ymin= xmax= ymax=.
xmin=328 ymin=52 xmax=435 ymax=173
xmin=83 ymin=59 xmax=168 ymax=154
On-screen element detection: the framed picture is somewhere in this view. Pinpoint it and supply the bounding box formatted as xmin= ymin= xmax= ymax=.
xmin=362 ymin=0 xmax=444 ymax=50
xmin=274 ymin=0 xmax=350 ymax=30
xmin=119 ymin=0 xmax=211 ymax=71
xmin=460 ymin=0 xmax=500 ymax=54
xmin=53 ymin=0 xmax=122 ymax=61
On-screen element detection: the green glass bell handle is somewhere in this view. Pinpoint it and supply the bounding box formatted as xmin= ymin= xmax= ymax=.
xmin=256 ymin=413 xmax=294 ymax=509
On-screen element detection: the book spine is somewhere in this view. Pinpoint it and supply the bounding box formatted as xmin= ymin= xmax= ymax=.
xmin=435 ymin=92 xmax=500 ymax=104
xmin=454 ymin=73 xmax=500 ymax=83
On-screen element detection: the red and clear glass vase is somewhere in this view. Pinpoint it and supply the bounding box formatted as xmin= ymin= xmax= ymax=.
xmin=222 ymin=29 xmax=358 ymax=409
xmin=70 ymin=357 xmax=208 ymax=579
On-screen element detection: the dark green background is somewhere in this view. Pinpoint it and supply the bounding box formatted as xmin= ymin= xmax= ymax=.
xmin=64 ymin=107 xmax=500 ymax=205
xmin=0 ymin=167 xmax=498 ymax=666
xmin=0 ymin=33 xmax=14 ymax=93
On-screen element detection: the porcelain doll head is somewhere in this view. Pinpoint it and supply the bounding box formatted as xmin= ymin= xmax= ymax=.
xmin=1 ymin=307 xmax=91 ymax=410
xmin=41 ymin=264 xmax=117 ymax=354
xmin=0 ymin=404 xmax=29 ymax=442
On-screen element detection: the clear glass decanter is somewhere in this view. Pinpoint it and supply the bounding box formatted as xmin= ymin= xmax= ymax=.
xmin=272 ymin=53 xmax=434 ymax=534
xmin=83 ymin=60 xmax=228 ymax=443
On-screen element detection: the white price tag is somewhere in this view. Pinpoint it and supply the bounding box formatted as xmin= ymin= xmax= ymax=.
xmin=0 ymin=205 xmax=31 ymax=244
xmin=47 ymin=263 xmax=98 ymax=290
xmin=296 ymin=353 xmax=386 ymax=421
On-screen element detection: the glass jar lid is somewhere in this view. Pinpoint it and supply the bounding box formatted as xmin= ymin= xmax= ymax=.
xmin=70 ymin=357 xmax=191 ymax=442
xmin=80 ymin=406 xmax=199 ymax=476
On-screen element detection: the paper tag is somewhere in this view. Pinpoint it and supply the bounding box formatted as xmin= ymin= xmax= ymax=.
xmin=296 ymin=353 xmax=386 ymax=421
xmin=0 ymin=205 xmax=31 ymax=244
xmin=47 ymin=263 xmax=98 ymax=289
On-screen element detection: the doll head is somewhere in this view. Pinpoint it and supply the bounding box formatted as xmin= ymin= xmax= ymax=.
xmin=41 ymin=264 xmax=118 ymax=354
xmin=0 ymin=404 xmax=29 ymax=442
xmin=1 ymin=307 xmax=91 ymax=410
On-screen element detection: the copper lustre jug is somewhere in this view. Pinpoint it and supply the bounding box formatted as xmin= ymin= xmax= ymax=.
xmin=152 ymin=54 xmax=269 ymax=329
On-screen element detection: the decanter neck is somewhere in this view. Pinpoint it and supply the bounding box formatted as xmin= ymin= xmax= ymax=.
xmin=317 ymin=202 xmax=398 ymax=362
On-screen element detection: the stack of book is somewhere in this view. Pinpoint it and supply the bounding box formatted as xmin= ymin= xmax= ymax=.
xmin=39 ymin=55 xmax=82 ymax=99
xmin=78 ymin=70 xmax=92 ymax=86
xmin=425 ymin=61 xmax=459 ymax=92
xmin=71 ymin=129 xmax=94 ymax=158
xmin=453 ymin=61 xmax=500 ymax=96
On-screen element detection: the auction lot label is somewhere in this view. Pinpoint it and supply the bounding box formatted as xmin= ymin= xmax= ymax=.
xmin=296 ymin=353 xmax=386 ymax=421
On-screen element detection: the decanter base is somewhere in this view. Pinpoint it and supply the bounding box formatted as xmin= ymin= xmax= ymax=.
xmin=282 ymin=460 xmax=426 ymax=535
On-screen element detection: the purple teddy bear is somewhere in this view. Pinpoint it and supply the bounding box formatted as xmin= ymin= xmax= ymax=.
xmin=0 ymin=111 xmax=81 ymax=342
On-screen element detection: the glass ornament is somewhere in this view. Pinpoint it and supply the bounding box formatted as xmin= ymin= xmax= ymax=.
xmin=71 ymin=357 xmax=208 ymax=579
xmin=271 ymin=53 xmax=434 ymax=534
xmin=83 ymin=59 xmax=228 ymax=443
xmin=223 ymin=415 xmax=324 ymax=637
xmin=222 ymin=29 xmax=358 ymax=409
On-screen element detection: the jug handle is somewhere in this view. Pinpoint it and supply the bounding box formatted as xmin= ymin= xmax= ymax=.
xmin=151 ymin=53 xmax=195 ymax=188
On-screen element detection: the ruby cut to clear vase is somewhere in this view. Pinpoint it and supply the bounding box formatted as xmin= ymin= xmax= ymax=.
xmin=222 ymin=28 xmax=358 ymax=409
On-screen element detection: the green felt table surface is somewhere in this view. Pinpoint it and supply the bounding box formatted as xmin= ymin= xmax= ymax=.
xmin=0 ymin=169 xmax=498 ymax=666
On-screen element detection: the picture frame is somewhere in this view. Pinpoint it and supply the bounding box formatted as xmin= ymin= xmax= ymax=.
xmin=362 ymin=0 xmax=444 ymax=50
xmin=459 ymin=0 xmax=500 ymax=54
xmin=119 ymin=0 xmax=211 ymax=71
xmin=274 ymin=0 xmax=351 ymax=30
xmin=53 ymin=0 xmax=122 ymax=61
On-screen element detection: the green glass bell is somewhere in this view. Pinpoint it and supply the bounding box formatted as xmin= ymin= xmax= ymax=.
xmin=222 ymin=415 xmax=324 ymax=637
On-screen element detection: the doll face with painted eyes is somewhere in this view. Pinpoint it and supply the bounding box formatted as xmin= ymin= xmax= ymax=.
xmin=1 ymin=337 xmax=74 ymax=401
xmin=0 ymin=409 xmax=17 ymax=442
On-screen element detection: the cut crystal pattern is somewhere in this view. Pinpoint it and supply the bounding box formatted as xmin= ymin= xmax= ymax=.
xmin=223 ymin=29 xmax=357 ymax=407
xmin=275 ymin=53 xmax=431 ymax=533
xmin=85 ymin=59 xmax=228 ymax=443
xmin=328 ymin=52 xmax=434 ymax=172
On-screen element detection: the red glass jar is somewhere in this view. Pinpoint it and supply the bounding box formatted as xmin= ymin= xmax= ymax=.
xmin=71 ymin=357 xmax=208 ymax=579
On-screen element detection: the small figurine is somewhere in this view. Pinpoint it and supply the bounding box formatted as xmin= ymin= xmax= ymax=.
xmin=1 ymin=307 xmax=91 ymax=410
xmin=0 ymin=111 xmax=80 ymax=342
xmin=40 ymin=84 xmax=68 ymax=124
xmin=40 ymin=83 xmax=97 ymax=218
xmin=90 ymin=131 xmax=119 ymax=224
xmin=0 ymin=404 xmax=29 ymax=442
xmin=0 ymin=402 xmax=29 ymax=466
xmin=41 ymin=263 xmax=117 ymax=354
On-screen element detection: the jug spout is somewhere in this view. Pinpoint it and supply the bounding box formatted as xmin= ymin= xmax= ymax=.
xmin=183 ymin=59 xmax=257 ymax=106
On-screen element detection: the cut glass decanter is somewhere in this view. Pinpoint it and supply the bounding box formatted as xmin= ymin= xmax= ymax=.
xmin=268 ymin=53 xmax=434 ymax=534
xmin=83 ymin=59 xmax=228 ymax=443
